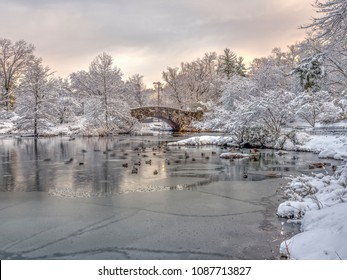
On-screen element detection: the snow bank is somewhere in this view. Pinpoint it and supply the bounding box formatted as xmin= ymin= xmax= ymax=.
xmin=295 ymin=134 xmax=347 ymax=161
xmin=277 ymin=132 xmax=347 ymax=259
xmin=167 ymin=133 xmax=347 ymax=162
xmin=278 ymin=164 xmax=347 ymax=259
xmin=280 ymin=202 xmax=347 ymax=259
xmin=168 ymin=135 xmax=233 ymax=146
xmin=278 ymin=165 xmax=347 ymax=218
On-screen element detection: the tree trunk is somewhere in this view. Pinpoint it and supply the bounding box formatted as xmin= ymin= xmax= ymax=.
xmin=34 ymin=92 xmax=38 ymax=137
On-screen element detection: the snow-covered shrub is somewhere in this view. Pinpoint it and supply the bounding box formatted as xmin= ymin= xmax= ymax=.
xmin=292 ymin=91 xmax=343 ymax=126
xmin=277 ymin=164 xmax=347 ymax=219
xmin=242 ymin=125 xmax=278 ymax=147
xmin=320 ymin=101 xmax=343 ymax=123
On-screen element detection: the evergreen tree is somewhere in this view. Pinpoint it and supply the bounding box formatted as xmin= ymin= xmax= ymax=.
xmin=236 ymin=56 xmax=247 ymax=77
xmin=218 ymin=48 xmax=247 ymax=78
xmin=292 ymin=53 xmax=325 ymax=92
xmin=218 ymin=48 xmax=237 ymax=79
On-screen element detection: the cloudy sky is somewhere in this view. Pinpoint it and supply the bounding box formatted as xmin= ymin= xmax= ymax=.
xmin=0 ymin=0 xmax=314 ymax=86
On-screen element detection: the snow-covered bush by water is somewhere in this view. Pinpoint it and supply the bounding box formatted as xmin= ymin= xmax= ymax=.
xmin=277 ymin=165 xmax=347 ymax=219
xmin=278 ymin=164 xmax=347 ymax=259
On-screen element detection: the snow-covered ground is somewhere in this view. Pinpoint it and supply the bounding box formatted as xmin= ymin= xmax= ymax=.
xmin=168 ymin=133 xmax=347 ymax=259
xmin=277 ymin=136 xmax=347 ymax=259
xmin=296 ymin=134 xmax=347 ymax=160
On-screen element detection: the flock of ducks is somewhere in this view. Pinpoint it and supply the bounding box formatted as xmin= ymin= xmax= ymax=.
xmin=55 ymin=138 xmax=338 ymax=180
xmin=54 ymin=140 xmax=259 ymax=180
xmin=120 ymin=143 xmax=222 ymax=176
xmin=122 ymin=144 xmax=173 ymax=175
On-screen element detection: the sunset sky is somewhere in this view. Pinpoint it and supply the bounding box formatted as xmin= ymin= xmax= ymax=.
xmin=0 ymin=0 xmax=315 ymax=86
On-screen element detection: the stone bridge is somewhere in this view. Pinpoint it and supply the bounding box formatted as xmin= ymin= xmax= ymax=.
xmin=130 ymin=106 xmax=204 ymax=131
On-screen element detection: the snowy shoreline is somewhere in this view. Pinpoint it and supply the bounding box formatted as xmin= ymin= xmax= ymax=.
xmin=168 ymin=133 xmax=347 ymax=259
xmin=276 ymin=134 xmax=347 ymax=259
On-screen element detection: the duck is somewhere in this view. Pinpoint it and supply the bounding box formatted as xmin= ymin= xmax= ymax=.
xmin=64 ymin=158 xmax=73 ymax=164
xmin=243 ymin=167 xmax=248 ymax=178
xmin=153 ymin=170 xmax=158 ymax=175
xmin=132 ymin=166 xmax=138 ymax=174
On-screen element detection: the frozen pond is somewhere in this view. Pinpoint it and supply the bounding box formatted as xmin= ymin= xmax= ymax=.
xmin=0 ymin=134 xmax=339 ymax=259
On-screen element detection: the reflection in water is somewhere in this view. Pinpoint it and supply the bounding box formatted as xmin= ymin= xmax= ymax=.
xmin=0 ymin=135 xmax=338 ymax=197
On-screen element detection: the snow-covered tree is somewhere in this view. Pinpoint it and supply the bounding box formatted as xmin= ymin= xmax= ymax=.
xmin=125 ymin=74 xmax=148 ymax=107
xmin=162 ymin=66 xmax=186 ymax=109
xmin=70 ymin=52 xmax=137 ymax=134
xmin=220 ymin=76 xmax=258 ymax=110
xmin=249 ymin=46 xmax=300 ymax=92
xmin=292 ymin=53 xmax=326 ymax=92
xmin=303 ymin=0 xmax=347 ymax=42
xmin=253 ymin=90 xmax=296 ymax=133
xmin=218 ymin=48 xmax=246 ymax=79
xmin=162 ymin=52 xmax=221 ymax=109
xmin=293 ymin=90 xmax=342 ymax=126
xmin=181 ymin=52 xmax=219 ymax=105
xmin=53 ymin=77 xmax=81 ymax=124
xmin=301 ymin=0 xmax=347 ymax=93
xmin=15 ymin=57 xmax=55 ymax=136
xmin=0 ymin=38 xmax=35 ymax=110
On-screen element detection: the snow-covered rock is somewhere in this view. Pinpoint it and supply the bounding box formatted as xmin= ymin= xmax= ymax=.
xmin=168 ymin=135 xmax=233 ymax=146
xmin=219 ymin=152 xmax=250 ymax=159
xmin=296 ymin=134 xmax=347 ymax=160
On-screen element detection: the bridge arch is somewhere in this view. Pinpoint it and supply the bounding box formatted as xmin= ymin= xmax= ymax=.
xmin=130 ymin=106 xmax=203 ymax=132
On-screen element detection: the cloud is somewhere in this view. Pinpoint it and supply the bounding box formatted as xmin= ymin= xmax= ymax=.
xmin=0 ymin=0 xmax=314 ymax=85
